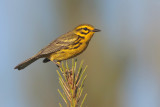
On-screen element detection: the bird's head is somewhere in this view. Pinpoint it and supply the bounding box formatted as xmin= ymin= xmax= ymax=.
xmin=73 ymin=24 xmax=101 ymax=38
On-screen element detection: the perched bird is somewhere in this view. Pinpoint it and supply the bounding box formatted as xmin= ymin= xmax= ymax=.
xmin=14 ymin=24 xmax=101 ymax=70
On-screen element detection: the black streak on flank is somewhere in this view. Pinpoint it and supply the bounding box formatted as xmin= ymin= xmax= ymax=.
xmin=77 ymin=35 xmax=85 ymax=39
xmin=73 ymin=43 xmax=82 ymax=49
xmin=73 ymin=39 xmax=81 ymax=45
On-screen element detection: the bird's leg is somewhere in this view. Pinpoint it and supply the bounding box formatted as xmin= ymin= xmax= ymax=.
xmin=53 ymin=60 xmax=61 ymax=68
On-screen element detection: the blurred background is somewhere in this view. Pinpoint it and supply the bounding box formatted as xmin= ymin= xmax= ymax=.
xmin=1 ymin=0 xmax=160 ymax=107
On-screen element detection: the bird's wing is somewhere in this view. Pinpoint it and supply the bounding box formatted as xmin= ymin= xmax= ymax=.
xmin=38 ymin=32 xmax=79 ymax=56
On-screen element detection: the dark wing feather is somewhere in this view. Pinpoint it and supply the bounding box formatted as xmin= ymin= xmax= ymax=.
xmin=38 ymin=32 xmax=79 ymax=55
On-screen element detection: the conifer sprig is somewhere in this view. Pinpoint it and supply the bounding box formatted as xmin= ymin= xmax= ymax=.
xmin=57 ymin=59 xmax=87 ymax=107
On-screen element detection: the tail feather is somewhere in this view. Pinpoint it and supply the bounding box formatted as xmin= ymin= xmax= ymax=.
xmin=14 ymin=56 xmax=39 ymax=70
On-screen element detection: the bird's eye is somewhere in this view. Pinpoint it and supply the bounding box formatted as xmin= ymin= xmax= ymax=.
xmin=83 ymin=27 xmax=88 ymax=31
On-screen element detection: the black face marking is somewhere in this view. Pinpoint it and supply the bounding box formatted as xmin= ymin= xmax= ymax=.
xmin=83 ymin=27 xmax=88 ymax=31
xmin=80 ymin=27 xmax=91 ymax=35
xmin=76 ymin=27 xmax=90 ymax=32
xmin=80 ymin=32 xmax=88 ymax=35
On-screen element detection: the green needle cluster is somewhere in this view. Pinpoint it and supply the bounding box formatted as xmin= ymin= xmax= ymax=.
xmin=57 ymin=59 xmax=87 ymax=107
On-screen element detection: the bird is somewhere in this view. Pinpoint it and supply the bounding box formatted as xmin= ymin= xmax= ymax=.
xmin=14 ymin=24 xmax=101 ymax=70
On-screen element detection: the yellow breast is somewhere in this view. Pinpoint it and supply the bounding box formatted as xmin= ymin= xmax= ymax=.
xmin=48 ymin=43 xmax=88 ymax=61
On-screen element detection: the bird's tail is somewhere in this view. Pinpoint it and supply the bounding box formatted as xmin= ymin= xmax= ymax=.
xmin=14 ymin=55 xmax=39 ymax=70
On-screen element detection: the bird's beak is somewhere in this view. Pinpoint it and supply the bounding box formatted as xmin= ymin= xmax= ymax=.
xmin=92 ymin=29 xmax=101 ymax=32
